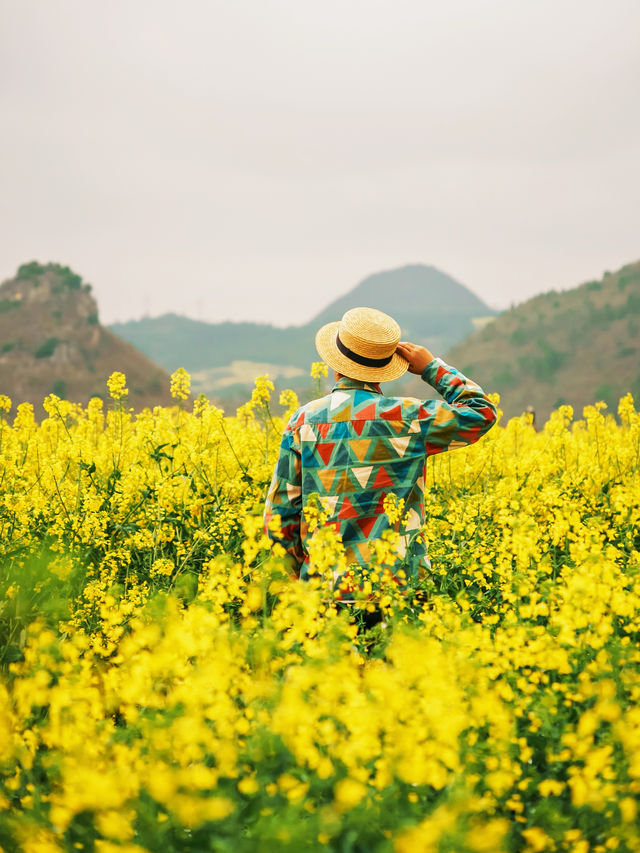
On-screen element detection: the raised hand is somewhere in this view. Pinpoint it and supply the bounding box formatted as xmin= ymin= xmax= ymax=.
xmin=395 ymin=341 xmax=436 ymax=375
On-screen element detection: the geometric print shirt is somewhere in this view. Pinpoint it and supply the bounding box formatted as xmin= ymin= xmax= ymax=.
xmin=264 ymin=358 xmax=497 ymax=582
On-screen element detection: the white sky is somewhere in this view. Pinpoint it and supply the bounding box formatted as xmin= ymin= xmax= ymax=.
xmin=1 ymin=0 xmax=639 ymax=326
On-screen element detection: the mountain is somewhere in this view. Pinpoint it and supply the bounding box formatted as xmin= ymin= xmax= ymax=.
xmin=0 ymin=262 xmax=172 ymax=414
xmin=110 ymin=264 xmax=496 ymax=399
xmin=311 ymin=265 xmax=493 ymax=343
xmin=444 ymin=260 xmax=640 ymax=423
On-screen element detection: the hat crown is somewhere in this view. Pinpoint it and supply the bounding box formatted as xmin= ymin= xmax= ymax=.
xmin=339 ymin=307 xmax=401 ymax=358
xmin=314 ymin=305 xmax=408 ymax=383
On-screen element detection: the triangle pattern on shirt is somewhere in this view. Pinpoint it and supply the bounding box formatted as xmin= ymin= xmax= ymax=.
xmin=375 ymin=492 xmax=387 ymax=514
xmin=298 ymin=423 xmax=316 ymax=443
xmin=331 ymin=405 xmax=352 ymax=423
xmin=352 ymin=465 xmax=373 ymax=488
xmin=286 ymin=483 xmax=301 ymax=501
xmin=317 ymin=468 xmax=336 ymax=491
xmin=303 ymin=472 xmax=319 ymax=492
xmin=322 ymin=494 xmax=339 ymax=514
xmin=334 ymin=469 xmax=354 ymax=494
xmin=381 ymin=403 xmax=402 ymax=422
xmin=354 ymin=390 xmax=372 ymax=407
xmin=344 ymin=545 xmax=358 ymax=567
xmin=406 ymin=482 xmax=423 ymax=507
xmin=332 ymin=422 xmax=349 ymax=439
xmin=389 ymin=435 xmax=411 ymax=457
xmin=434 ymin=405 xmax=456 ymax=426
xmin=268 ymin=373 xmax=480 ymax=575
xmin=338 ymin=496 xmax=359 ymax=519
xmin=370 ymin=440 xmax=392 ymax=463
xmin=301 ymin=447 xmax=320 ymax=468
xmin=356 ymin=541 xmax=372 ymax=562
xmin=268 ymin=484 xmax=283 ymax=504
xmin=338 ymin=519 xmax=356 ymax=540
xmin=330 ymin=391 xmax=351 ymax=410
xmin=332 ymin=443 xmax=350 ymax=467
xmin=316 ymin=443 xmax=335 ymax=465
xmin=349 ymin=439 xmax=371 ymax=462
xmin=353 ymin=402 xmax=376 ymax=421
xmin=372 ymin=466 xmax=394 ymax=489
xmin=357 ymin=516 xmax=377 ymax=538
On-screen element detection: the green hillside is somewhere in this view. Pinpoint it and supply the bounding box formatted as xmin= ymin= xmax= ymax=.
xmin=110 ymin=265 xmax=496 ymax=396
xmin=445 ymin=260 xmax=640 ymax=423
xmin=109 ymin=314 xmax=313 ymax=373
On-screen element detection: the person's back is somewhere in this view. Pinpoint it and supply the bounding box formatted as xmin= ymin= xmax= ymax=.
xmin=264 ymin=307 xmax=497 ymax=590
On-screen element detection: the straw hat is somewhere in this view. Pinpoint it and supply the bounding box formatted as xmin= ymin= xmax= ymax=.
xmin=315 ymin=307 xmax=409 ymax=382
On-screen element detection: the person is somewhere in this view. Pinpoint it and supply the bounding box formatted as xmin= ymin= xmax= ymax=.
xmin=525 ymin=404 xmax=537 ymax=430
xmin=263 ymin=306 xmax=497 ymax=609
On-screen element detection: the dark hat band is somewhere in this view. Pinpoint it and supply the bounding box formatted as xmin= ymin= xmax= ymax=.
xmin=336 ymin=334 xmax=393 ymax=368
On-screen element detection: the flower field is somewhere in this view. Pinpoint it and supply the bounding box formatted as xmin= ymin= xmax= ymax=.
xmin=1 ymin=370 xmax=640 ymax=853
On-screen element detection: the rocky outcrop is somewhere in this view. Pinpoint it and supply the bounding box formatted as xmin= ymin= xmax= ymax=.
xmin=0 ymin=262 xmax=172 ymax=414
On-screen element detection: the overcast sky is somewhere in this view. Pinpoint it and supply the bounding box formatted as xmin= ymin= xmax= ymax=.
xmin=1 ymin=1 xmax=639 ymax=326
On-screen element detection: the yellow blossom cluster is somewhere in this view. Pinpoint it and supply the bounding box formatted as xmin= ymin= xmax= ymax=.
xmin=310 ymin=361 xmax=329 ymax=380
xmin=169 ymin=367 xmax=191 ymax=401
xmin=0 ymin=375 xmax=639 ymax=852
xmin=106 ymin=371 xmax=128 ymax=401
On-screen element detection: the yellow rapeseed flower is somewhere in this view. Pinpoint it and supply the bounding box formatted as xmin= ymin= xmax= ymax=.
xmin=310 ymin=361 xmax=328 ymax=379
xmin=106 ymin=371 xmax=128 ymax=400
xmin=334 ymin=777 xmax=367 ymax=810
xmin=170 ymin=367 xmax=191 ymax=400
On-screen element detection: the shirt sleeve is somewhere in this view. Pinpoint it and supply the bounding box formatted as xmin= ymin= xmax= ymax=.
xmin=418 ymin=358 xmax=497 ymax=455
xmin=263 ymin=418 xmax=305 ymax=571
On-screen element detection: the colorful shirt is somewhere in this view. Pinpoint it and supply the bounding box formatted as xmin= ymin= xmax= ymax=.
xmin=264 ymin=358 xmax=497 ymax=581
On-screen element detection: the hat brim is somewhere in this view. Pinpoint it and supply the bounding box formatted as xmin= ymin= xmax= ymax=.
xmin=315 ymin=321 xmax=409 ymax=383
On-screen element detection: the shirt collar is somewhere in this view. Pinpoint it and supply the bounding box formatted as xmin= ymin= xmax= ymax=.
xmin=331 ymin=376 xmax=383 ymax=395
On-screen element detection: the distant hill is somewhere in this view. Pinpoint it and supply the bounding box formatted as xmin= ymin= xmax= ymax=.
xmin=111 ymin=264 xmax=497 ymax=398
xmin=0 ymin=262 xmax=172 ymax=414
xmin=110 ymin=314 xmax=313 ymax=373
xmin=444 ymin=260 xmax=640 ymax=423
xmin=311 ymin=265 xmax=493 ymax=342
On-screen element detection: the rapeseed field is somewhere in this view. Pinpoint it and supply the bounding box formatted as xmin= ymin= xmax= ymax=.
xmin=0 ymin=369 xmax=639 ymax=852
